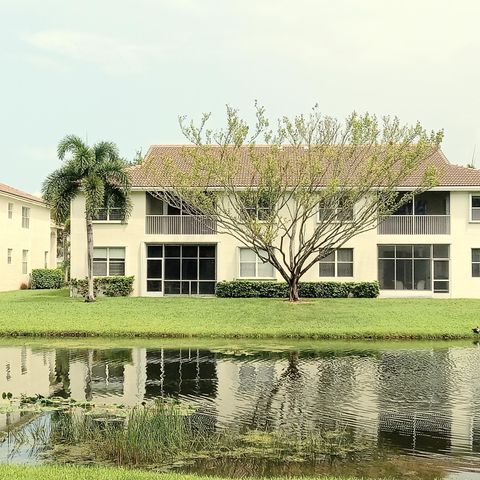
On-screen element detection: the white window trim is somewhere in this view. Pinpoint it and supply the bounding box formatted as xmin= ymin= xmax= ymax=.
xmin=319 ymin=248 xmax=354 ymax=278
xmin=22 ymin=249 xmax=28 ymax=274
xmin=7 ymin=203 xmax=13 ymax=219
xmin=470 ymin=194 xmax=480 ymax=223
xmin=7 ymin=249 xmax=12 ymax=265
xmin=318 ymin=203 xmax=355 ymax=224
xmin=238 ymin=248 xmax=275 ymax=280
xmin=93 ymin=246 xmax=126 ymax=277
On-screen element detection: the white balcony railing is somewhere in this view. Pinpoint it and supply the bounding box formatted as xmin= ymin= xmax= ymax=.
xmin=378 ymin=215 xmax=450 ymax=235
xmin=146 ymin=215 xmax=217 ymax=235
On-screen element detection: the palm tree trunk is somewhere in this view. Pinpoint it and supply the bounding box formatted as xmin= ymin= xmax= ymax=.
xmin=85 ymin=216 xmax=95 ymax=302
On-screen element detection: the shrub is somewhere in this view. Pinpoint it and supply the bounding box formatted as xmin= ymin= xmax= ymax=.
xmin=31 ymin=268 xmax=64 ymax=289
xmin=216 ymin=280 xmax=379 ymax=299
xmin=70 ymin=276 xmax=134 ymax=298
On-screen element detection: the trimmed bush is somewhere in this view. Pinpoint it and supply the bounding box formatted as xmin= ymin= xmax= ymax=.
xmin=31 ymin=268 xmax=64 ymax=289
xmin=216 ymin=280 xmax=379 ymax=299
xmin=70 ymin=276 xmax=134 ymax=298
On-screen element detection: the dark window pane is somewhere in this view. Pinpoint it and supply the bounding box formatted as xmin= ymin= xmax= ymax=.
xmin=337 ymin=249 xmax=353 ymax=262
xmin=394 ymin=198 xmax=413 ymax=215
xmin=434 ymin=260 xmax=449 ymax=280
xmin=378 ymin=259 xmax=395 ymax=289
xmin=472 ymin=249 xmax=480 ymax=263
xmin=319 ymin=263 xmax=335 ymax=277
xmin=109 ymin=261 xmax=125 ymax=276
xmin=414 ymin=259 xmax=431 ymax=290
xmin=181 ymin=282 xmax=191 ymax=294
xmin=164 ymin=259 xmax=180 ymax=279
xmin=182 ymin=245 xmax=198 ymax=258
xmin=191 ymin=282 xmax=198 ymax=294
xmin=165 ymin=245 xmax=180 ymax=258
xmin=146 ymin=193 xmax=164 ymax=215
xmin=396 ymin=245 xmax=413 ymax=258
xmin=199 ymin=245 xmax=216 ymax=258
xmin=199 ymin=259 xmax=216 ymax=280
xmin=473 ymin=263 xmax=480 ymax=277
xmin=378 ymin=245 xmax=395 ymax=258
xmin=147 ymin=259 xmax=162 ymax=279
xmin=414 ymin=245 xmax=431 ymax=258
xmin=434 ymin=280 xmax=449 ymax=292
xmin=167 ymin=203 xmax=181 ymax=215
xmin=472 ymin=196 xmax=480 ymax=208
xmin=93 ymin=261 xmax=107 ymax=276
xmin=396 ymin=259 xmax=413 ymax=289
xmin=199 ymin=282 xmax=215 ymax=294
xmin=433 ymin=244 xmax=449 ymax=259
xmin=147 ymin=280 xmax=162 ymax=292
xmin=338 ymin=263 xmax=353 ymax=277
xmin=164 ymin=281 xmax=181 ymax=294
xmin=147 ymin=245 xmax=163 ymax=258
xmin=182 ymin=259 xmax=198 ymax=280
xmin=321 ymin=252 xmax=335 ymax=262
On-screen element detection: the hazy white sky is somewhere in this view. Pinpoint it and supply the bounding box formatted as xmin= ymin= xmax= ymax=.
xmin=1 ymin=0 xmax=480 ymax=192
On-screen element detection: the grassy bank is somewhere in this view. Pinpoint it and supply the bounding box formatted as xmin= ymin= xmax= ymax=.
xmin=0 ymin=288 xmax=478 ymax=339
xmin=0 ymin=465 xmax=366 ymax=480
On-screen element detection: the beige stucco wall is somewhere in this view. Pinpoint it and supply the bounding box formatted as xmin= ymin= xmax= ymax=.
xmin=0 ymin=192 xmax=56 ymax=292
xmin=70 ymin=189 xmax=480 ymax=298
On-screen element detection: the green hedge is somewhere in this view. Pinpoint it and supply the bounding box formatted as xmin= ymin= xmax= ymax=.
xmin=70 ymin=276 xmax=134 ymax=297
xmin=31 ymin=269 xmax=64 ymax=289
xmin=215 ymin=280 xmax=379 ymax=298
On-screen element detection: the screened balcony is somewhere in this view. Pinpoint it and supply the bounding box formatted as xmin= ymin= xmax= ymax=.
xmin=145 ymin=193 xmax=217 ymax=235
xmin=378 ymin=192 xmax=450 ymax=235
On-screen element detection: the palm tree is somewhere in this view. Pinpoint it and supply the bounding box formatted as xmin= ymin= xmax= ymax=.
xmin=42 ymin=135 xmax=131 ymax=302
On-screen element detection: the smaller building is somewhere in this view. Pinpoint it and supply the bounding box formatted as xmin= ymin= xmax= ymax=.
xmin=0 ymin=183 xmax=57 ymax=291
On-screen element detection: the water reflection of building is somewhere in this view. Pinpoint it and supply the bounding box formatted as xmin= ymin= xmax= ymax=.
xmin=2 ymin=343 xmax=480 ymax=459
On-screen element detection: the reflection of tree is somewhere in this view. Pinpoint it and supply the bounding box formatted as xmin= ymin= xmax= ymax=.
xmin=54 ymin=349 xmax=71 ymax=397
xmin=249 ymin=351 xmax=303 ymax=430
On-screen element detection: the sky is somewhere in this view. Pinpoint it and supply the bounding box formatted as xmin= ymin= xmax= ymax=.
xmin=1 ymin=0 xmax=480 ymax=193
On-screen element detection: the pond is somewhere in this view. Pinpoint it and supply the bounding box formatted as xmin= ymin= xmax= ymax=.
xmin=1 ymin=339 xmax=480 ymax=479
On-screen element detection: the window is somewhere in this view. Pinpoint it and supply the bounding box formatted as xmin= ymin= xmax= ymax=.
xmin=319 ymin=249 xmax=353 ymax=277
xmin=472 ymin=249 xmax=480 ymax=277
xmin=318 ymin=199 xmax=354 ymax=222
xmin=21 ymin=207 xmax=30 ymax=228
xmin=93 ymin=247 xmax=125 ymax=276
xmin=7 ymin=249 xmax=12 ymax=265
xmin=44 ymin=251 xmax=49 ymax=269
xmin=471 ymin=195 xmax=480 ymax=222
xmin=93 ymin=207 xmax=123 ymax=221
xmin=22 ymin=250 xmax=28 ymax=274
xmin=7 ymin=203 xmax=13 ymax=219
xmin=378 ymin=244 xmax=449 ymax=292
xmin=245 ymin=195 xmax=273 ymax=221
xmin=239 ymin=248 xmax=274 ymax=278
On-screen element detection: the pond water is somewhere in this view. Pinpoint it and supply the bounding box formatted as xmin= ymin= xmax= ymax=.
xmin=1 ymin=339 xmax=480 ymax=479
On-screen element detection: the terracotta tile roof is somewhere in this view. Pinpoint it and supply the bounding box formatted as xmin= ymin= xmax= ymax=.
xmin=0 ymin=183 xmax=46 ymax=205
xmin=129 ymin=145 xmax=480 ymax=188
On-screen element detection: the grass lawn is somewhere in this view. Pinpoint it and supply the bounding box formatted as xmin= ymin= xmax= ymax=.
xmin=0 ymin=288 xmax=479 ymax=339
xmin=0 ymin=465 xmax=374 ymax=480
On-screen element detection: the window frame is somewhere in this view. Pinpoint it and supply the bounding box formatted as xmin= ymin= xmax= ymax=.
xmin=472 ymin=248 xmax=480 ymax=277
xmin=318 ymin=199 xmax=354 ymax=223
xmin=319 ymin=248 xmax=354 ymax=277
xmin=92 ymin=207 xmax=123 ymax=223
xmin=470 ymin=194 xmax=480 ymax=223
xmin=7 ymin=203 xmax=13 ymax=219
xmin=7 ymin=249 xmax=12 ymax=265
xmin=238 ymin=248 xmax=275 ymax=279
xmin=21 ymin=206 xmax=30 ymax=229
xmin=93 ymin=247 xmax=126 ymax=277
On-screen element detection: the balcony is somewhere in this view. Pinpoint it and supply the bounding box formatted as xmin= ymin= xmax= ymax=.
xmin=378 ymin=215 xmax=450 ymax=235
xmin=146 ymin=215 xmax=217 ymax=235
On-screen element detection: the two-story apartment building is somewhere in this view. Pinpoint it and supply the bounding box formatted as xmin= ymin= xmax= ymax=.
xmin=0 ymin=183 xmax=57 ymax=291
xmin=70 ymin=146 xmax=480 ymax=298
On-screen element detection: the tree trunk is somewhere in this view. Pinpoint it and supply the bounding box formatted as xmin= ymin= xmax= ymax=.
xmin=288 ymin=276 xmax=300 ymax=302
xmin=85 ymin=216 xmax=95 ymax=302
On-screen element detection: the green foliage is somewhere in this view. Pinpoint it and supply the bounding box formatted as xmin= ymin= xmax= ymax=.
xmin=216 ymin=281 xmax=379 ymax=298
xmin=70 ymin=277 xmax=134 ymax=297
xmin=31 ymin=269 xmax=64 ymax=289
